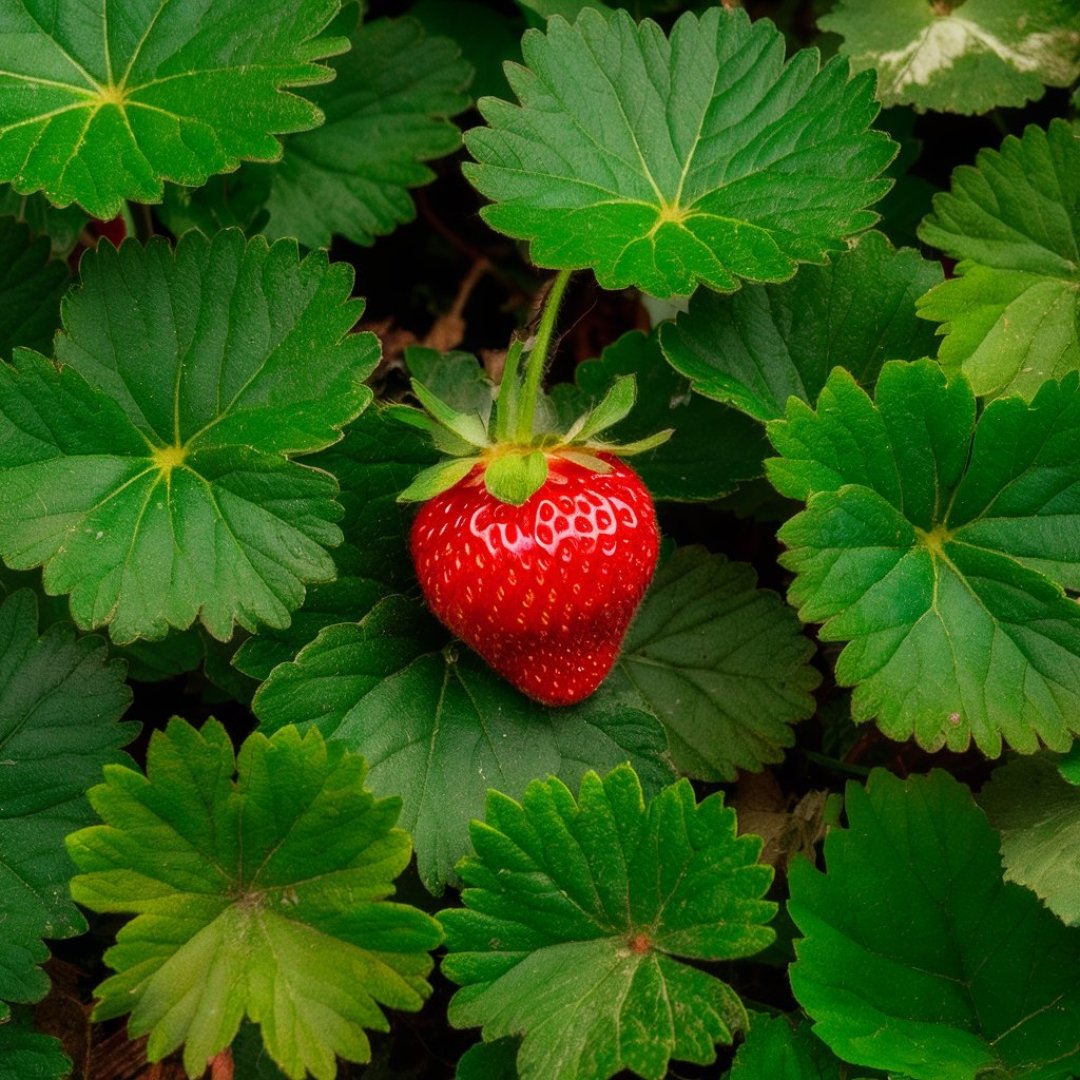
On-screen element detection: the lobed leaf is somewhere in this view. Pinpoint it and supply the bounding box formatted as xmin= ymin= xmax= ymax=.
xmin=252 ymin=594 xmax=675 ymax=894
xmin=917 ymin=121 xmax=1080 ymax=399
xmin=439 ymin=765 xmax=776 ymax=1080
xmin=0 ymin=0 xmax=347 ymax=218
xmin=660 ymin=230 xmax=943 ymax=422
xmin=768 ymin=359 xmax=1080 ymax=756
xmin=789 ymin=768 xmax=1080 ymax=1079
xmin=258 ymin=17 xmax=473 ymax=249
xmin=67 ymin=718 xmax=442 ymax=1080
xmin=465 ymin=7 xmax=894 ymax=297
xmin=0 ymin=230 xmax=380 ymax=643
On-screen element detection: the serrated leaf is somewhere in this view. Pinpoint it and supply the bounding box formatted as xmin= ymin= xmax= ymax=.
xmin=0 ymin=230 xmax=380 ymax=643
xmin=611 ymin=546 xmax=819 ymax=781
xmin=0 ymin=590 xmax=133 ymax=1020
xmin=1061 ymin=742 xmax=1080 ymax=785
xmin=820 ymin=0 xmax=1080 ymax=114
xmin=767 ymin=359 xmax=1080 ymax=757
xmin=439 ymin=765 xmax=776 ymax=1080
xmin=255 ymin=17 xmax=472 ymax=248
xmin=660 ymin=231 xmax=943 ymax=422
xmin=0 ymin=0 xmax=346 ymax=219
xmin=729 ymin=1014 xmax=844 ymax=1080
xmin=252 ymin=595 xmax=675 ymax=894
xmin=0 ymin=1008 xmax=71 ymax=1080
xmin=917 ymin=121 xmax=1080 ymax=400
xmin=0 ymin=217 xmax=70 ymax=360
xmin=789 ymin=768 xmax=1080 ymax=1080
xmin=233 ymin=407 xmax=443 ymax=680
xmin=980 ymin=754 xmax=1080 ymax=926
xmin=552 ymin=330 xmax=768 ymax=500
xmin=465 ymin=8 xmax=894 ymax=298
xmin=66 ymin=718 xmax=442 ymax=1080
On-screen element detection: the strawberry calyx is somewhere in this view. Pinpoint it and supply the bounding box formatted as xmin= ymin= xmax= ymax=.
xmin=390 ymin=271 xmax=672 ymax=506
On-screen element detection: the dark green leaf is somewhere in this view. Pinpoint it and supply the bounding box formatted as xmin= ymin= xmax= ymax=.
xmin=555 ymin=330 xmax=768 ymax=500
xmin=660 ymin=231 xmax=942 ymax=422
xmin=440 ymin=765 xmax=776 ymax=1080
xmin=0 ymin=217 xmax=70 ymax=361
xmin=252 ymin=595 xmax=675 ymax=893
xmin=258 ymin=17 xmax=473 ymax=248
xmin=0 ymin=1008 xmax=70 ymax=1080
xmin=729 ymin=1014 xmax=844 ymax=1080
xmin=613 ymin=546 xmax=819 ymax=781
xmin=789 ymin=768 xmax=1080 ymax=1079
xmin=0 ymin=590 xmax=133 ymax=1019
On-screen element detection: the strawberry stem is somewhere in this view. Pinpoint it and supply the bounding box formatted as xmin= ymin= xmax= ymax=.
xmin=516 ymin=268 xmax=573 ymax=444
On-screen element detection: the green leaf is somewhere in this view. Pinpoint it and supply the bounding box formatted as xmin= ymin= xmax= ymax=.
xmin=568 ymin=374 xmax=636 ymax=442
xmin=0 ymin=1008 xmax=71 ymax=1080
xmin=465 ymin=8 xmax=894 ymax=298
xmin=412 ymin=0 xmax=524 ymax=101
xmin=252 ymin=595 xmax=675 ymax=893
xmin=439 ymin=765 xmax=776 ymax=1080
xmin=660 ymin=231 xmax=943 ymax=422
xmin=917 ymin=121 xmax=1080 ymax=400
xmin=611 ymin=546 xmax=819 ymax=781
xmin=256 ymin=17 xmax=472 ymax=248
xmin=0 ymin=1 xmax=347 ymax=219
xmin=729 ymin=1014 xmax=844 ymax=1080
xmin=66 ymin=718 xmax=442 ymax=1080
xmin=0 ymin=590 xmax=133 ymax=1019
xmin=1061 ymin=742 xmax=1080 ymax=786
xmin=406 ymin=347 xmax=496 ymax=425
xmin=457 ymin=1038 xmax=521 ymax=1080
xmin=552 ymin=330 xmax=768 ymax=500
xmin=158 ymin=169 xmax=273 ymax=239
xmin=980 ymin=754 xmax=1080 ymax=926
xmin=767 ymin=359 xmax=1080 ymax=756
xmin=819 ymin=0 xmax=1080 ymax=114
xmin=0 ymin=187 xmax=87 ymax=257
xmin=0 ymin=230 xmax=379 ymax=643
xmin=0 ymin=217 xmax=70 ymax=362
xmin=789 ymin=768 xmax=1080 ymax=1080
xmin=411 ymin=379 xmax=491 ymax=448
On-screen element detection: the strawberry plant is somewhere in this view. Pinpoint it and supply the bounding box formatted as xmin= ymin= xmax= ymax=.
xmin=1 ymin=1 xmax=1079 ymax=1079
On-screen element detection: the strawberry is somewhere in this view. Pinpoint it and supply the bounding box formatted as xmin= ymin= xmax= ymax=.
xmin=392 ymin=270 xmax=670 ymax=706
xmin=410 ymin=452 xmax=659 ymax=705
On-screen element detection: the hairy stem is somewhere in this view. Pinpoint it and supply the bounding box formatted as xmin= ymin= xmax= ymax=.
xmin=516 ymin=268 xmax=573 ymax=444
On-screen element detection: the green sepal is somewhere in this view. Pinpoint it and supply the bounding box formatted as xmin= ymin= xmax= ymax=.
xmin=565 ymin=373 xmax=637 ymax=443
xmin=557 ymin=450 xmax=615 ymax=473
xmin=410 ymin=380 xmax=491 ymax=448
xmin=383 ymin=404 xmax=480 ymax=457
xmin=597 ymin=429 xmax=675 ymax=455
xmin=397 ymin=457 xmax=481 ymax=502
xmin=484 ymin=451 xmax=549 ymax=505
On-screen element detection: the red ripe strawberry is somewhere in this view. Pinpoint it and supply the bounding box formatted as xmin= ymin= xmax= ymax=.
xmin=410 ymin=452 xmax=659 ymax=706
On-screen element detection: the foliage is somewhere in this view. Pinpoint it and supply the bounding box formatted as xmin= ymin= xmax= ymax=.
xmin=0 ymin=0 xmax=1077 ymax=1076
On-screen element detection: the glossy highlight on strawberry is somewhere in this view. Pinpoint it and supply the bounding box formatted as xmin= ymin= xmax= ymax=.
xmin=410 ymin=453 xmax=659 ymax=706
